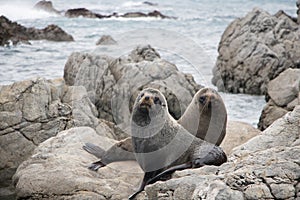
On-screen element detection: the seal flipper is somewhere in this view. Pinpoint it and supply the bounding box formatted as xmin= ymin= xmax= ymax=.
xmin=83 ymin=143 xmax=105 ymax=158
xmin=193 ymin=146 xmax=227 ymax=168
xmin=83 ymin=143 xmax=106 ymax=171
xmin=146 ymin=162 xmax=192 ymax=185
xmin=88 ymin=160 xmax=105 ymax=171
xmin=128 ymin=171 xmax=161 ymax=199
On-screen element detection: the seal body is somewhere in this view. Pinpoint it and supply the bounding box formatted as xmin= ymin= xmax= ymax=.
xmin=178 ymin=88 xmax=227 ymax=146
xmin=128 ymin=88 xmax=227 ymax=199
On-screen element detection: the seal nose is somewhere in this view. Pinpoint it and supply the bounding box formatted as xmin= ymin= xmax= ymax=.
xmin=144 ymin=96 xmax=150 ymax=101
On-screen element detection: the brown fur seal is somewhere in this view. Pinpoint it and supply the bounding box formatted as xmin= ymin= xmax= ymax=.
xmin=128 ymin=88 xmax=227 ymax=199
xmin=83 ymin=87 xmax=227 ymax=170
xmin=178 ymin=87 xmax=227 ymax=145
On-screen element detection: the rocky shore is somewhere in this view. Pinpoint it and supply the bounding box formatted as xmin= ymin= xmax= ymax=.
xmin=1 ymin=44 xmax=299 ymax=199
xmin=34 ymin=0 xmax=175 ymax=19
xmin=0 ymin=2 xmax=299 ymax=200
xmin=0 ymin=15 xmax=74 ymax=46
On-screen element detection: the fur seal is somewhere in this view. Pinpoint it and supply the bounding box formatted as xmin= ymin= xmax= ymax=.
xmin=178 ymin=87 xmax=227 ymax=145
xmin=83 ymin=87 xmax=227 ymax=170
xmin=128 ymin=88 xmax=227 ymax=199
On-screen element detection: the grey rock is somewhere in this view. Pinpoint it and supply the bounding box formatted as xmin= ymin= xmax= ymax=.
xmin=12 ymin=105 xmax=300 ymax=199
xmin=220 ymin=121 xmax=261 ymax=155
xmin=64 ymin=8 xmax=174 ymax=19
xmin=258 ymin=99 xmax=288 ymax=130
xmin=63 ymin=45 xmax=202 ymax=127
xmin=258 ymin=68 xmax=300 ymax=130
xmin=0 ymin=77 xmax=101 ymax=198
xmin=244 ymin=184 xmax=273 ymax=199
xmin=212 ymin=8 xmax=300 ymax=95
xmin=268 ymin=68 xmax=300 ymax=106
xmin=65 ymin=8 xmax=105 ymax=18
xmin=13 ymin=127 xmax=143 ymax=200
xmin=142 ymin=106 xmax=300 ymax=199
xmin=0 ymin=16 xmax=74 ymax=46
xmin=270 ymin=183 xmax=295 ymax=199
xmin=96 ymin=35 xmax=117 ymax=45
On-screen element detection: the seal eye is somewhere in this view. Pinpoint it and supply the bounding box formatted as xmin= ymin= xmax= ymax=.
xmin=154 ymin=97 xmax=161 ymax=105
xmin=140 ymin=93 xmax=144 ymax=98
xmin=199 ymin=96 xmax=206 ymax=104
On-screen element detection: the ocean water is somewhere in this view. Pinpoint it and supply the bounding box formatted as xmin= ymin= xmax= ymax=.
xmin=0 ymin=0 xmax=297 ymax=126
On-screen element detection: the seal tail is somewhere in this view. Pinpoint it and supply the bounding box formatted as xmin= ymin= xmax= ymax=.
xmin=82 ymin=142 xmax=105 ymax=158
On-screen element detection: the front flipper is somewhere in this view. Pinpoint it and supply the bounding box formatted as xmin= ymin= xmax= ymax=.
xmin=146 ymin=162 xmax=192 ymax=185
xmin=128 ymin=171 xmax=161 ymax=200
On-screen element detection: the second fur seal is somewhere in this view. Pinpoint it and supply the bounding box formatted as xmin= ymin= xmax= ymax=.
xmin=128 ymin=88 xmax=227 ymax=199
xmin=83 ymin=87 xmax=227 ymax=170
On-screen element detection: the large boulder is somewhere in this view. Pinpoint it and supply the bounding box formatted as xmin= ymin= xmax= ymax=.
xmin=0 ymin=15 xmax=74 ymax=46
xmin=258 ymin=68 xmax=300 ymax=130
xmin=212 ymin=8 xmax=300 ymax=95
xmin=0 ymin=77 xmax=102 ymax=199
xmin=12 ymin=106 xmax=300 ymax=199
xmin=13 ymin=127 xmax=143 ymax=200
xmin=63 ymin=45 xmax=202 ymax=128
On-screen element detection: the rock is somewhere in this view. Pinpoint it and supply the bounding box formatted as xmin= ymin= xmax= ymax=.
xmin=12 ymin=108 xmax=300 ymax=199
xmin=121 ymin=12 xmax=147 ymax=18
xmin=297 ymin=0 xmax=300 ymax=24
xmin=212 ymin=8 xmax=300 ymax=95
xmin=0 ymin=77 xmax=101 ymax=198
xmin=143 ymin=1 xmax=158 ymax=6
xmin=258 ymin=68 xmax=300 ymax=130
xmin=0 ymin=15 xmax=74 ymax=46
xmin=27 ymin=24 xmax=74 ymax=42
xmin=121 ymin=10 xmax=173 ymax=19
xmin=141 ymin=106 xmax=300 ymax=199
xmin=268 ymin=68 xmax=300 ymax=107
xmin=96 ymin=35 xmax=117 ymax=45
xmin=63 ymin=45 xmax=202 ymax=127
xmin=220 ymin=121 xmax=261 ymax=155
xmin=65 ymin=8 xmax=108 ymax=18
xmin=33 ymin=0 xmax=60 ymax=14
xmin=13 ymin=127 xmax=143 ymax=200
xmin=147 ymin=10 xmax=173 ymax=19
xmin=64 ymin=7 xmax=174 ymax=19
xmin=258 ymin=100 xmax=288 ymax=130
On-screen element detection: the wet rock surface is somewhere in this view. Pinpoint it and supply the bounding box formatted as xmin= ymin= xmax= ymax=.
xmin=33 ymin=0 xmax=60 ymax=14
xmin=0 ymin=15 xmax=74 ymax=46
